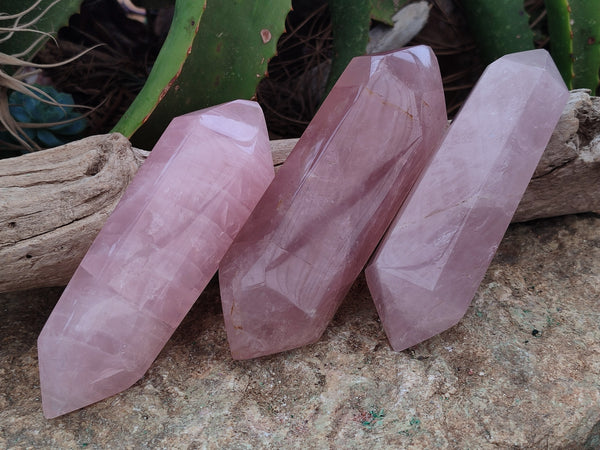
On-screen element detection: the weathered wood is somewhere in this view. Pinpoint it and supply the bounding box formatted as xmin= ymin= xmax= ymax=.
xmin=270 ymin=138 xmax=298 ymax=169
xmin=513 ymin=89 xmax=600 ymax=221
xmin=1 ymin=90 xmax=598 ymax=292
xmin=0 ymin=134 xmax=147 ymax=293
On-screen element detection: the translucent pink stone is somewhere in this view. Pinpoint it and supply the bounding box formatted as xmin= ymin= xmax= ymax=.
xmin=365 ymin=50 xmax=569 ymax=352
xmin=219 ymin=46 xmax=447 ymax=359
xmin=37 ymin=100 xmax=274 ymax=418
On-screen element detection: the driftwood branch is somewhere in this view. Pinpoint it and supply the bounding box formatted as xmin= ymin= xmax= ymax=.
xmin=513 ymin=89 xmax=600 ymax=221
xmin=0 ymin=134 xmax=147 ymax=293
xmin=1 ymin=91 xmax=598 ymax=293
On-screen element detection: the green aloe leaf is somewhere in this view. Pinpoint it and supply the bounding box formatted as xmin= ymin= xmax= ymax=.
xmin=0 ymin=0 xmax=82 ymax=61
xmin=111 ymin=0 xmax=205 ymax=139
xmin=370 ymin=0 xmax=410 ymax=25
xmin=545 ymin=0 xmax=600 ymax=92
xmin=544 ymin=0 xmax=574 ymax=87
xmin=571 ymin=0 xmax=600 ymax=91
xmin=122 ymin=0 xmax=291 ymax=149
xmin=325 ymin=0 xmax=371 ymax=94
xmin=459 ymin=0 xmax=534 ymax=63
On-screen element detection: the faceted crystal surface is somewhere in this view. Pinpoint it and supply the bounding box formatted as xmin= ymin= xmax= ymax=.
xmin=365 ymin=50 xmax=569 ymax=352
xmin=38 ymin=100 xmax=274 ymax=418
xmin=219 ymin=46 xmax=447 ymax=359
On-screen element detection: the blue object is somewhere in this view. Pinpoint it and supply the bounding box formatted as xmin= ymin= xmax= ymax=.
xmin=7 ymin=85 xmax=87 ymax=148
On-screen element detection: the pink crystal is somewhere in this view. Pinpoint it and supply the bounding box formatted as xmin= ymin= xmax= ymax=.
xmin=219 ymin=46 xmax=447 ymax=359
xmin=37 ymin=100 xmax=274 ymax=418
xmin=365 ymin=49 xmax=569 ymax=352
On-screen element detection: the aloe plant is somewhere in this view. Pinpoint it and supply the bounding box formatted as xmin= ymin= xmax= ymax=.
xmin=324 ymin=0 xmax=411 ymax=94
xmin=110 ymin=0 xmax=205 ymax=140
xmin=114 ymin=0 xmax=291 ymax=149
xmin=325 ymin=0 xmax=371 ymax=94
xmin=545 ymin=0 xmax=600 ymax=91
xmin=544 ymin=0 xmax=573 ymax=85
xmin=460 ymin=0 xmax=599 ymax=93
xmin=459 ymin=0 xmax=535 ymax=63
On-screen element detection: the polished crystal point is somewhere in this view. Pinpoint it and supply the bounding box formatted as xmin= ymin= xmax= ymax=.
xmin=219 ymin=46 xmax=447 ymax=359
xmin=38 ymin=100 xmax=274 ymax=418
xmin=365 ymin=49 xmax=569 ymax=352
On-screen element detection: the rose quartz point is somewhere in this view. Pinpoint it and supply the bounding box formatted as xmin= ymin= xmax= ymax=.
xmin=37 ymin=100 xmax=274 ymax=418
xmin=365 ymin=49 xmax=569 ymax=352
xmin=219 ymin=46 xmax=447 ymax=359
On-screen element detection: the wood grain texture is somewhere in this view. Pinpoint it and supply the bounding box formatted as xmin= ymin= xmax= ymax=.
xmin=1 ymin=90 xmax=598 ymax=292
xmin=0 ymin=134 xmax=147 ymax=292
xmin=513 ymin=89 xmax=600 ymax=221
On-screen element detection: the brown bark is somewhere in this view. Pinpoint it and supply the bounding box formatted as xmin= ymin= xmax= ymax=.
xmin=1 ymin=90 xmax=598 ymax=292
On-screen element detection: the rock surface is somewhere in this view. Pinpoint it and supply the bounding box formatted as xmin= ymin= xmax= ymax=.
xmin=1 ymin=213 xmax=599 ymax=448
